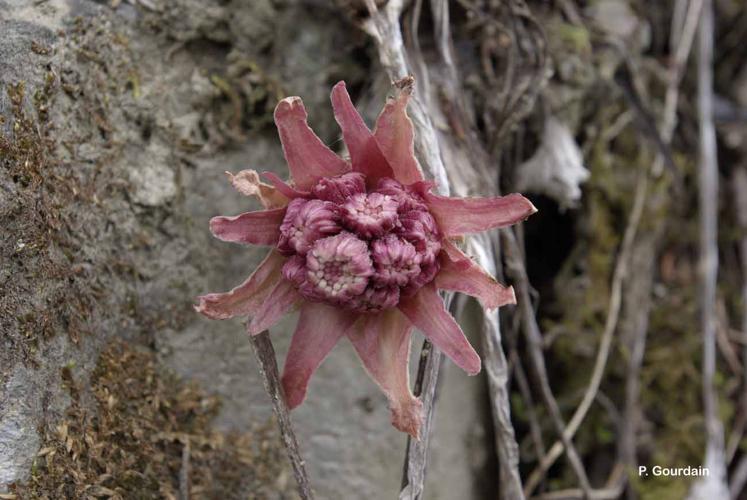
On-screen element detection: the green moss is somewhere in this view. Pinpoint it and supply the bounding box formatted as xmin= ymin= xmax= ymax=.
xmin=0 ymin=75 xmax=96 ymax=361
xmin=549 ymin=20 xmax=592 ymax=54
xmin=206 ymin=56 xmax=285 ymax=140
xmin=11 ymin=341 xmax=295 ymax=499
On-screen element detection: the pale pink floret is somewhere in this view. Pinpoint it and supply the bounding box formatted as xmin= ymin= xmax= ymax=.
xmin=281 ymin=254 xmax=307 ymax=287
xmin=277 ymin=198 xmax=341 ymax=255
xmin=312 ymin=172 xmax=366 ymax=203
xmin=402 ymin=260 xmax=440 ymax=298
xmin=340 ymin=192 xmax=399 ymax=239
xmin=300 ymin=232 xmax=373 ymax=303
xmin=349 ymin=285 xmax=400 ymax=313
xmin=196 ymin=79 xmax=538 ymax=439
xmin=371 ymin=235 xmax=421 ymax=288
xmin=397 ymin=209 xmax=442 ymax=265
xmin=376 ymin=177 xmax=428 ymax=213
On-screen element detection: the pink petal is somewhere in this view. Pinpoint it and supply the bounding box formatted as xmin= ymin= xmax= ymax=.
xmin=247 ymin=278 xmax=301 ymax=335
xmin=347 ymin=308 xmax=423 ymax=438
xmin=435 ymin=240 xmax=516 ymax=310
xmin=398 ymin=283 xmax=481 ymax=375
xmin=261 ymin=171 xmax=311 ymax=199
xmin=274 ymin=96 xmax=350 ymax=190
xmin=415 ymin=182 xmax=537 ymax=237
xmin=209 ymin=207 xmax=286 ymax=246
xmin=373 ymin=86 xmax=423 ymax=184
xmin=281 ymin=303 xmax=359 ymax=408
xmin=195 ymin=251 xmax=284 ymax=319
xmin=330 ymin=81 xmax=395 ymax=184
xmin=225 ymin=169 xmax=288 ymax=209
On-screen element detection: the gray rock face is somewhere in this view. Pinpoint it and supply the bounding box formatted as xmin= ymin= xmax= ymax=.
xmin=127 ymin=143 xmax=177 ymax=207
xmin=0 ymin=367 xmax=42 ymax=486
xmin=0 ymin=1 xmax=495 ymax=497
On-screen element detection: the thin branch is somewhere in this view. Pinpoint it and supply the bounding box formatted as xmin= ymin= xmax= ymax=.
xmin=664 ymin=0 xmax=703 ymax=141
xmin=250 ymin=331 xmax=314 ymax=500
xmin=179 ymin=439 xmax=190 ymax=500
xmin=727 ymin=167 xmax=747 ymax=465
xmin=689 ymin=0 xmax=729 ymax=496
xmin=523 ymin=163 xmax=648 ymax=497
xmin=731 ymin=452 xmax=747 ymax=498
xmin=510 ymin=348 xmax=546 ymax=464
xmin=472 ymin=233 xmax=525 ymax=500
xmin=502 ymin=229 xmax=593 ymax=498
xmin=652 ymin=0 xmax=704 ymax=177
xmin=617 ymin=231 xmax=655 ymax=489
xmin=697 ymin=0 xmax=721 ymax=469
xmin=400 ymin=331 xmax=442 ymax=500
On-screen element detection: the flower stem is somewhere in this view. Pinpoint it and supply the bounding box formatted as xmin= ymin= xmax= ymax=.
xmin=250 ymin=330 xmax=314 ymax=500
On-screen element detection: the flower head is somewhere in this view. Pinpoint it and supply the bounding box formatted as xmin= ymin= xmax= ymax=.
xmin=371 ymin=235 xmax=421 ymax=288
xmin=312 ymin=172 xmax=366 ymax=203
xmin=377 ymin=177 xmax=428 ymax=213
xmin=341 ymin=192 xmax=399 ymax=239
xmin=277 ymin=198 xmax=340 ymax=255
xmin=196 ymin=79 xmax=536 ymax=438
xmin=300 ymin=232 xmax=373 ymax=302
xmin=349 ymin=285 xmax=400 ymax=313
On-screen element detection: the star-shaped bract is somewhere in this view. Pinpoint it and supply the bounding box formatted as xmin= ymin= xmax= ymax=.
xmin=196 ymin=81 xmax=536 ymax=438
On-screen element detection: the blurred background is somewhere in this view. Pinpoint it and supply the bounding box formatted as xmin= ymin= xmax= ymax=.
xmin=2 ymin=0 xmax=747 ymax=498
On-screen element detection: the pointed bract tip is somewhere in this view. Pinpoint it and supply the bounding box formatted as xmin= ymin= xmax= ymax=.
xmin=391 ymin=399 xmax=424 ymax=440
xmin=208 ymin=216 xmax=220 ymax=232
xmin=513 ymin=193 xmax=538 ymax=217
xmin=274 ymin=96 xmax=304 ymax=118
xmin=393 ymin=75 xmax=415 ymax=94
xmin=330 ymin=81 xmax=349 ymax=101
xmin=281 ymin=375 xmax=306 ymax=410
xmin=466 ymin=359 xmax=482 ymax=377
xmin=193 ymin=295 xmax=230 ymax=320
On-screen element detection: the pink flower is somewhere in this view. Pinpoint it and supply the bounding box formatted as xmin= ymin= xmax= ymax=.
xmin=196 ymin=81 xmax=536 ymax=438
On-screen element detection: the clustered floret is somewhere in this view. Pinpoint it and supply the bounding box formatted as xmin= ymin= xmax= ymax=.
xmin=278 ymin=175 xmax=442 ymax=312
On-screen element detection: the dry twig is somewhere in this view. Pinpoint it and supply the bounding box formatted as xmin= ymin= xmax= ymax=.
xmin=502 ymin=229 xmax=592 ymax=497
xmin=523 ymin=170 xmax=648 ymax=496
xmin=510 ymin=347 xmax=546 ymax=463
xmin=179 ymin=439 xmax=190 ymax=500
xmin=473 ymin=233 xmax=525 ymax=500
xmin=399 ymin=296 xmax=451 ymax=500
xmin=688 ymin=0 xmax=729 ymax=496
xmin=728 ymin=168 xmax=747 ymax=497
xmin=250 ymin=331 xmax=314 ymax=500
